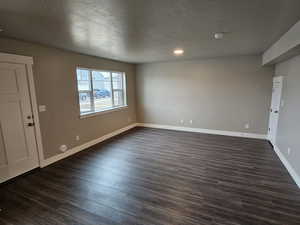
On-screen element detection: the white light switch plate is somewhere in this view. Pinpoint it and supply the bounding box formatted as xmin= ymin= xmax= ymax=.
xmin=39 ymin=105 xmax=46 ymax=112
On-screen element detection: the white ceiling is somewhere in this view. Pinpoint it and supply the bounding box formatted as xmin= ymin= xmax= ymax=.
xmin=1 ymin=0 xmax=300 ymax=63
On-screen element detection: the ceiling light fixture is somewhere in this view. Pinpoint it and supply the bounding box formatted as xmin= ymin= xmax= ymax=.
xmin=174 ymin=49 xmax=184 ymax=56
xmin=0 ymin=28 xmax=3 ymax=32
xmin=214 ymin=32 xmax=225 ymax=40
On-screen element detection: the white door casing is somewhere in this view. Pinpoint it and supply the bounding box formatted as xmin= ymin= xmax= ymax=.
xmin=268 ymin=76 xmax=283 ymax=145
xmin=0 ymin=53 xmax=43 ymax=183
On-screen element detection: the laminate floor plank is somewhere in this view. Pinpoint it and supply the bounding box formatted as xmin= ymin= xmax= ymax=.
xmin=0 ymin=127 xmax=299 ymax=225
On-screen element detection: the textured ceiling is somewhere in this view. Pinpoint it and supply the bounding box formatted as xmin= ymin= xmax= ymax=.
xmin=1 ymin=0 xmax=300 ymax=63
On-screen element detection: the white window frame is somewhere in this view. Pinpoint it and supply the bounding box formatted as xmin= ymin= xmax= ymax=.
xmin=76 ymin=67 xmax=127 ymax=118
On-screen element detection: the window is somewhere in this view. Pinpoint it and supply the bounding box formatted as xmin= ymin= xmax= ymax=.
xmin=76 ymin=68 xmax=127 ymax=116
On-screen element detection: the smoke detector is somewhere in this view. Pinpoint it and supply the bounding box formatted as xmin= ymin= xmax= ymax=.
xmin=214 ymin=32 xmax=225 ymax=40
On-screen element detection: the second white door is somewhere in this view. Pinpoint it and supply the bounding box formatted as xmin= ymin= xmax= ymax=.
xmin=268 ymin=76 xmax=283 ymax=145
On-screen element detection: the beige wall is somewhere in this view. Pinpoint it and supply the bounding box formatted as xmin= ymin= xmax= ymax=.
xmin=0 ymin=37 xmax=137 ymax=159
xmin=275 ymin=54 xmax=300 ymax=178
xmin=136 ymin=55 xmax=273 ymax=134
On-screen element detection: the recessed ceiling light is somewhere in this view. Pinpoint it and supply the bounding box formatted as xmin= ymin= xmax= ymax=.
xmin=214 ymin=32 xmax=224 ymax=40
xmin=0 ymin=28 xmax=3 ymax=32
xmin=174 ymin=49 xmax=184 ymax=55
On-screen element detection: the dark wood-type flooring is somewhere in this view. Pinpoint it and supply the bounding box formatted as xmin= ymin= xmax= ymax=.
xmin=1 ymin=127 xmax=300 ymax=225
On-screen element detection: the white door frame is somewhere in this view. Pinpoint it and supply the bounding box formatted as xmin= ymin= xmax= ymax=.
xmin=268 ymin=76 xmax=283 ymax=145
xmin=0 ymin=52 xmax=44 ymax=166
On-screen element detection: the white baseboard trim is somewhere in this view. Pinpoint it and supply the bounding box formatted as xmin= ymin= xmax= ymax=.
xmin=39 ymin=122 xmax=300 ymax=189
xmin=40 ymin=123 xmax=137 ymax=168
xmin=272 ymin=144 xmax=300 ymax=188
xmin=137 ymin=123 xmax=267 ymax=140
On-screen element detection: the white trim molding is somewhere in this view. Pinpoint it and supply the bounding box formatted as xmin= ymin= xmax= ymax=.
xmin=41 ymin=122 xmax=267 ymax=168
xmin=41 ymin=123 xmax=137 ymax=167
xmin=272 ymin=144 xmax=300 ymax=189
xmin=38 ymin=121 xmax=300 ymax=189
xmin=137 ymin=123 xmax=267 ymax=140
xmin=26 ymin=63 xmax=45 ymax=167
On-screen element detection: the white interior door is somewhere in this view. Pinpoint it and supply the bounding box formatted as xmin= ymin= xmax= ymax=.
xmin=0 ymin=62 xmax=39 ymax=183
xmin=268 ymin=76 xmax=283 ymax=145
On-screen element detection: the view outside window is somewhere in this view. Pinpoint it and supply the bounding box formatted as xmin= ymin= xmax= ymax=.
xmin=76 ymin=68 xmax=126 ymax=115
xmin=77 ymin=69 xmax=92 ymax=113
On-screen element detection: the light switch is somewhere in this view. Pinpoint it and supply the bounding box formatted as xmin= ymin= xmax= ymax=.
xmin=39 ymin=105 xmax=46 ymax=112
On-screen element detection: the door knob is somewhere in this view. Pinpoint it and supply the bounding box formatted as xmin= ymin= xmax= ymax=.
xmin=274 ymin=110 xmax=279 ymax=113
xmin=27 ymin=122 xmax=35 ymax=127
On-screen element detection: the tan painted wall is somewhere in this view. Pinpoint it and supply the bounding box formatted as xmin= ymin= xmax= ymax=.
xmin=275 ymin=54 xmax=300 ymax=178
xmin=136 ymin=56 xmax=273 ymax=134
xmin=0 ymin=37 xmax=137 ymax=159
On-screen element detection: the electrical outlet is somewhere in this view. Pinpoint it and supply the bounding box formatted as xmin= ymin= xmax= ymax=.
xmin=245 ymin=123 xmax=249 ymax=129
xmin=76 ymin=135 xmax=80 ymax=141
xmin=189 ymin=120 xmax=193 ymax=124
xmin=59 ymin=145 xmax=68 ymax=152
xmin=287 ymin=147 xmax=291 ymax=155
xmin=180 ymin=119 xmax=184 ymax=124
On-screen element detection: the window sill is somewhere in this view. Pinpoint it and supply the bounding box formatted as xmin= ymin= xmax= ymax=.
xmin=80 ymin=105 xmax=128 ymax=119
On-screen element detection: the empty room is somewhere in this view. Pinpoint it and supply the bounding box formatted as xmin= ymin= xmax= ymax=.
xmin=1 ymin=0 xmax=300 ymax=224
